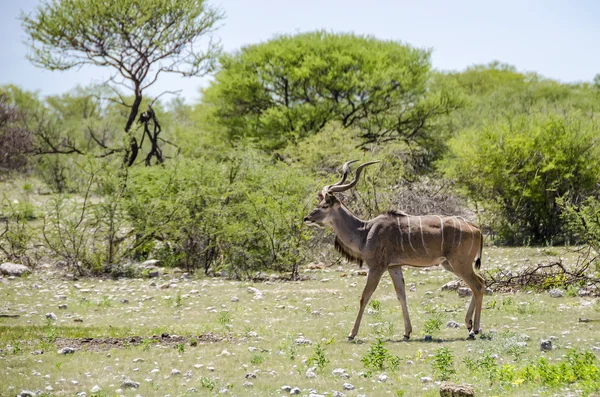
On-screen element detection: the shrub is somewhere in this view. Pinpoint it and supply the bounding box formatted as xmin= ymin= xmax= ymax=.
xmin=445 ymin=114 xmax=600 ymax=244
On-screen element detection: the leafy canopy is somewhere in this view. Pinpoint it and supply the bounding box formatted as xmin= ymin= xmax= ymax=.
xmin=21 ymin=0 xmax=224 ymax=83
xmin=203 ymin=31 xmax=462 ymax=150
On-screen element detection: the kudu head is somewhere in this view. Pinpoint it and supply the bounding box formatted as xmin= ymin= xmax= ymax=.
xmin=303 ymin=160 xmax=380 ymax=226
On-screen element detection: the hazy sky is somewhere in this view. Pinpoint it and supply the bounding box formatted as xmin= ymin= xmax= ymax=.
xmin=1 ymin=0 xmax=598 ymax=103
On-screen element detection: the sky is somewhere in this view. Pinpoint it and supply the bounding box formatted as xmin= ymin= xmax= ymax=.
xmin=1 ymin=0 xmax=599 ymax=103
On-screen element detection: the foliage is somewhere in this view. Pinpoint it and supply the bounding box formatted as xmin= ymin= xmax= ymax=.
xmin=203 ymin=31 xmax=462 ymax=152
xmin=0 ymin=93 xmax=32 ymax=172
xmin=307 ymin=343 xmax=330 ymax=371
xmin=21 ymin=0 xmax=224 ymax=165
xmin=0 ymin=195 xmax=37 ymax=266
xmin=423 ymin=313 xmax=443 ymax=336
xmin=431 ymin=347 xmax=456 ymax=381
xmin=445 ymin=114 xmax=600 ymax=244
xmin=124 ymin=149 xmax=316 ymax=278
xmin=361 ymin=338 xmax=402 ymax=371
xmin=560 ymin=196 xmax=600 ymax=252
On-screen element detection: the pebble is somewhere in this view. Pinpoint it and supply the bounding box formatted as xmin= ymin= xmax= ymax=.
xmin=549 ymin=289 xmax=564 ymax=298
xmin=446 ymin=320 xmax=460 ymax=328
xmin=121 ymin=380 xmax=140 ymax=389
xmin=58 ymin=347 xmax=76 ymax=355
xmin=305 ymin=367 xmax=317 ymax=378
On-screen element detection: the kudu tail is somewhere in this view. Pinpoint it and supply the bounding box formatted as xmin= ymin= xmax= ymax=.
xmin=475 ymin=232 xmax=483 ymax=270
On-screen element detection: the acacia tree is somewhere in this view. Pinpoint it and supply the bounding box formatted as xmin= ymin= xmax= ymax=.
xmin=21 ymin=0 xmax=224 ymax=166
xmin=203 ymin=31 xmax=462 ymax=154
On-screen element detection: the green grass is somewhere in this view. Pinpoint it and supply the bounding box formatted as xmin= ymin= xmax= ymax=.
xmin=1 ymin=246 xmax=599 ymax=396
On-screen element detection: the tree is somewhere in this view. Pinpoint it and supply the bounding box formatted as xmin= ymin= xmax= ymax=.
xmin=21 ymin=0 xmax=224 ymax=166
xmin=202 ymin=31 xmax=462 ymax=153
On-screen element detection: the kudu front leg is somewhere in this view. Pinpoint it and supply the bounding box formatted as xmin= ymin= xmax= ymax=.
xmin=388 ymin=266 xmax=412 ymax=340
xmin=348 ymin=267 xmax=384 ymax=341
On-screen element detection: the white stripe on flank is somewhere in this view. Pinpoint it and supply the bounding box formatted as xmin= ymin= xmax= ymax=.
xmin=465 ymin=222 xmax=475 ymax=256
xmin=407 ymin=216 xmax=416 ymax=253
xmin=396 ymin=217 xmax=404 ymax=251
xmin=451 ymin=217 xmax=457 ymax=247
xmin=435 ymin=215 xmax=444 ymax=252
xmin=419 ymin=216 xmax=429 ymax=253
xmin=456 ymin=217 xmax=463 ymax=247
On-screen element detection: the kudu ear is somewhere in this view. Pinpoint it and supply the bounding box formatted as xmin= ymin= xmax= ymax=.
xmin=317 ymin=192 xmax=324 ymax=201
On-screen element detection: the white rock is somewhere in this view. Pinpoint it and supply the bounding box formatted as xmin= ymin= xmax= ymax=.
xmin=171 ymin=369 xmax=181 ymax=376
xmin=305 ymin=367 xmax=317 ymax=378
xmin=446 ymin=320 xmax=460 ymax=328
xmin=0 ymin=262 xmax=30 ymax=276
xmin=441 ymin=280 xmax=462 ymax=291
xmin=378 ymin=374 xmax=388 ymax=382
xmin=332 ymin=368 xmax=346 ymax=377
xmin=420 ymin=376 xmax=433 ymax=383
xmin=457 ymin=287 xmax=472 ymax=297
xmin=549 ymin=289 xmax=564 ymax=298
xmin=46 ymin=313 xmax=58 ymax=321
xmin=342 ymin=383 xmax=355 ymax=390
xmin=121 ymin=379 xmax=140 ymax=389
xmin=90 ymin=385 xmax=101 ymax=393
xmin=58 ymin=347 xmax=76 ymax=355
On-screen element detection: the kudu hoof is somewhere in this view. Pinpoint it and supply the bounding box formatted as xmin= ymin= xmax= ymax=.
xmin=467 ymin=334 xmax=475 ymax=340
xmin=347 ymin=335 xmax=355 ymax=341
xmin=403 ymin=335 xmax=410 ymax=341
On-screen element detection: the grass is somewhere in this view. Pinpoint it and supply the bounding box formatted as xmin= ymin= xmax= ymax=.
xmin=1 ymin=246 xmax=600 ymax=396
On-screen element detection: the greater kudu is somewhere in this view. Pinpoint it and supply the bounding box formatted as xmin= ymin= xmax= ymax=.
xmin=304 ymin=160 xmax=485 ymax=340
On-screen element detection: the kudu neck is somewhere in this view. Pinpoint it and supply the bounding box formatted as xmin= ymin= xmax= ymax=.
xmin=330 ymin=204 xmax=368 ymax=252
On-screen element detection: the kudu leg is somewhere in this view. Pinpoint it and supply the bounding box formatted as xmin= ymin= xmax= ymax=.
xmin=348 ymin=267 xmax=384 ymax=340
xmin=460 ymin=271 xmax=485 ymax=338
xmin=388 ymin=266 xmax=412 ymax=339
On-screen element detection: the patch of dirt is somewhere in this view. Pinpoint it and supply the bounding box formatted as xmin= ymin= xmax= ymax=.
xmin=54 ymin=333 xmax=227 ymax=352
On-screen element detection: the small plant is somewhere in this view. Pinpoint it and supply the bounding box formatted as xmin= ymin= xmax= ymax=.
xmin=200 ymin=377 xmax=215 ymax=391
xmin=361 ymin=338 xmax=401 ymax=371
xmin=175 ymin=292 xmax=182 ymax=307
xmin=307 ymin=343 xmax=330 ymax=371
xmin=10 ymin=340 xmax=22 ymax=355
xmin=369 ymin=299 xmax=381 ymax=312
xmin=217 ymin=311 xmax=232 ymax=326
xmin=250 ymin=353 xmax=265 ymax=365
xmin=176 ymin=343 xmax=185 ymax=354
xmin=431 ymin=347 xmax=456 ymax=381
xmin=98 ymin=295 xmax=111 ymax=308
xmin=140 ymin=338 xmax=156 ymax=351
xmin=55 ymin=362 xmax=62 ymax=370
xmin=189 ymin=337 xmax=198 ymax=347
xmin=423 ymin=313 xmax=442 ymax=336
xmin=46 ymin=327 xmax=58 ymax=342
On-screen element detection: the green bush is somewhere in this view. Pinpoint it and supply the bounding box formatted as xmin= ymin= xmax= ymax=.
xmin=445 ymin=114 xmax=600 ymax=244
xmin=124 ymin=148 xmax=317 ymax=278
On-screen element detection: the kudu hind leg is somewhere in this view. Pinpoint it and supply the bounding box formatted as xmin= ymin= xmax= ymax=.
xmin=457 ymin=269 xmax=485 ymax=337
xmin=388 ymin=266 xmax=412 ymax=339
xmin=349 ymin=267 xmax=384 ymax=340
